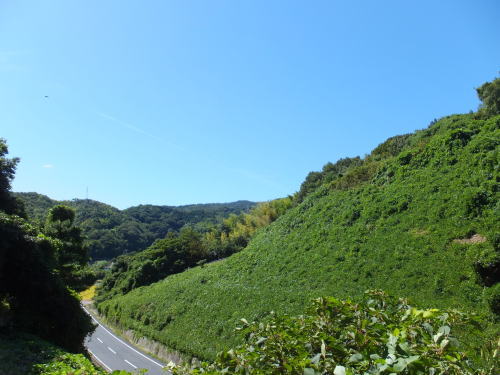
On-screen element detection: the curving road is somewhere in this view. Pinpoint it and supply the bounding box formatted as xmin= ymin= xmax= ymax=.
xmin=84 ymin=308 xmax=169 ymax=374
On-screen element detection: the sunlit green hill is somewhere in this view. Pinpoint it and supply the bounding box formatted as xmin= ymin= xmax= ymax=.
xmin=97 ymin=109 xmax=499 ymax=360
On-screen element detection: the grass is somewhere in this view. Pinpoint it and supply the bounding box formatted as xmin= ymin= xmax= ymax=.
xmin=97 ymin=113 xmax=499 ymax=361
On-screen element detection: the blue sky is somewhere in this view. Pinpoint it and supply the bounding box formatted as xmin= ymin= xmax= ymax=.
xmin=1 ymin=1 xmax=499 ymax=209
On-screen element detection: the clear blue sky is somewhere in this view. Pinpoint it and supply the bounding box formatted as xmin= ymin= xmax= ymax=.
xmin=1 ymin=1 xmax=498 ymax=209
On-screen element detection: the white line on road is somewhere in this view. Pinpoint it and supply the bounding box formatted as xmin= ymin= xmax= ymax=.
xmin=88 ymin=349 xmax=112 ymax=372
xmin=107 ymin=346 xmax=117 ymax=354
xmin=85 ymin=310 xmax=164 ymax=368
xmin=97 ymin=338 xmax=103 ymax=343
xmin=124 ymin=359 xmax=138 ymax=369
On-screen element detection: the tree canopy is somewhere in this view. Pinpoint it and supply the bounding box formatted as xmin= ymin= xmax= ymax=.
xmin=477 ymin=77 xmax=500 ymax=118
xmin=0 ymin=139 xmax=24 ymax=216
xmin=0 ymin=140 xmax=94 ymax=352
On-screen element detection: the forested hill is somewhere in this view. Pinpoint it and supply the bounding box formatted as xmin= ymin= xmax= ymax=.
xmin=96 ymin=80 xmax=499 ymax=361
xmin=14 ymin=192 xmax=255 ymax=260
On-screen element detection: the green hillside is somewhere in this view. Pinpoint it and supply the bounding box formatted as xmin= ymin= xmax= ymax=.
xmin=97 ymin=109 xmax=499 ymax=360
xmin=14 ymin=192 xmax=255 ymax=260
xmin=96 ymin=197 xmax=293 ymax=302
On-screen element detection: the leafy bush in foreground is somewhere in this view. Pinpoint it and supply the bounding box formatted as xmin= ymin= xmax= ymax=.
xmin=0 ymin=332 xmax=134 ymax=375
xmin=32 ymin=353 xmax=109 ymax=375
xmin=169 ymin=291 xmax=495 ymax=375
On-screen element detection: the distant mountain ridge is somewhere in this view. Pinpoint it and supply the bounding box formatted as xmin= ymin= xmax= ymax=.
xmin=14 ymin=192 xmax=255 ymax=260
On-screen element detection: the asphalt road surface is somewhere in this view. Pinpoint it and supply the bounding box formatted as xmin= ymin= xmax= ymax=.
xmin=84 ymin=309 xmax=169 ymax=374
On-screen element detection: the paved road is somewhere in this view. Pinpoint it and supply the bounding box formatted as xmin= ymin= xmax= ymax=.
xmin=84 ymin=309 xmax=169 ymax=374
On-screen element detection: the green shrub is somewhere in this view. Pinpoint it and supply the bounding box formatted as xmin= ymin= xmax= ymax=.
xmin=169 ymin=291 xmax=493 ymax=375
xmin=0 ymin=333 xmax=133 ymax=375
xmin=476 ymin=78 xmax=500 ymax=118
xmin=484 ymin=284 xmax=500 ymax=316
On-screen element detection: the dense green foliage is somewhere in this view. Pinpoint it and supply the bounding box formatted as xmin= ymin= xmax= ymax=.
xmin=169 ymin=291 xmax=494 ymax=374
xmin=0 ymin=214 xmax=95 ymax=352
xmin=294 ymin=133 xmax=414 ymax=204
xmin=97 ymin=197 xmax=293 ymax=301
xmin=0 ymin=140 xmax=94 ymax=353
xmin=0 ymin=139 xmax=25 ymax=217
xmin=0 ymin=333 xmax=136 ymax=375
xmin=43 ymin=204 xmax=90 ymax=289
xmin=15 ymin=192 xmax=255 ymax=260
xmin=97 ymin=107 xmax=499 ymax=361
xmin=98 ymin=227 xmax=206 ymax=301
xmin=296 ymin=157 xmax=363 ymax=203
xmin=476 ymin=77 xmax=500 ymax=118
xmin=0 ymin=332 xmax=74 ymax=375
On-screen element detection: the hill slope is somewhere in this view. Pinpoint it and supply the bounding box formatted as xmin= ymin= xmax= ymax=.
xmin=14 ymin=192 xmax=255 ymax=260
xmin=97 ymin=112 xmax=499 ymax=360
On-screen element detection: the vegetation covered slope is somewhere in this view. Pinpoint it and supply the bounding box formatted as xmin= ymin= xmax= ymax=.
xmin=15 ymin=192 xmax=255 ymax=260
xmin=97 ymin=109 xmax=499 ymax=360
xmin=97 ymin=197 xmax=292 ymax=301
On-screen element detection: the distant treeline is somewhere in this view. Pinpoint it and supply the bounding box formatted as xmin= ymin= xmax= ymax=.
xmin=14 ymin=192 xmax=255 ymax=260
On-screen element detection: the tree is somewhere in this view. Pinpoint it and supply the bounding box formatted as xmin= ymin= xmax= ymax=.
xmin=476 ymin=77 xmax=500 ymax=118
xmin=0 ymin=138 xmax=24 ymax=216
xmin=296 ymin=157 xmax=363 ymax=203
xmin=44 ymin=205 xmax=89 ymax=287
xmin=0 ymin=215 xmax=94 ymax=352
xmin=0 ymin=139 xmax=94 ymax=352
xmin=47 ymin=204 xmax=76 ymax=224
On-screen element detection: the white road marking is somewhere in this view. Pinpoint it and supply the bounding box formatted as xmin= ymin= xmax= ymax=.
xmin=107 ymin=346 xmax=116 ymax=354
xmin=88 ymin=349 xmax=112 ymax=372
xmin=124 ymin=359 xmax=138 ymax=369
xmin=85 ymin=309 xmax=164 ymax=368
xmin=97 ymin=338 xmax=103 ymax=343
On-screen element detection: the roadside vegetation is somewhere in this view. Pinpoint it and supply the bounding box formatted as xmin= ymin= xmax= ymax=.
xmin=96 ymin=79 xmax=499 ymax=364
xmin=0 ymin=138 xmax=137 ymax=374
xmin=0 ymin=142 xmax=94 ymax=353
xmin=169 ymin=291 xmax=497 ymax=375
xmin=0 ymin=333 xmax=103 ymax=375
